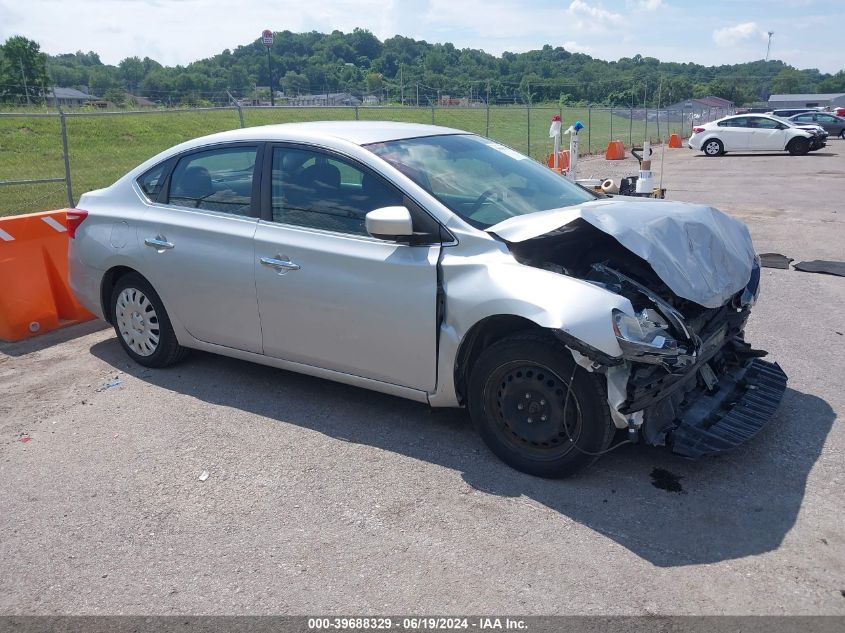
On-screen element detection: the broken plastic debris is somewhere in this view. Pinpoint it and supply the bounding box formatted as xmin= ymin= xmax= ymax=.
xmin=95 ymin=378 xmax=124 ymax=392
xmin=20 ymin=435 xmax=32 ymax=443
xmin=759 ymin=253 xmax=793 ymax=270
xmin=198 ymin=470 xmax=210 ymax=482
xmin=794 ymin=260 xmax=845 ymax=278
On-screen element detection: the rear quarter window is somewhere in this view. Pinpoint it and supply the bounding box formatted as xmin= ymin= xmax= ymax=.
xmin=137 ymin=162 xmax=170 ymax=201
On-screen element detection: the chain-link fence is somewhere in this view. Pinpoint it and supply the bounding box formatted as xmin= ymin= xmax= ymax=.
xmin=0 ymin=104 xmax=733 ymax=216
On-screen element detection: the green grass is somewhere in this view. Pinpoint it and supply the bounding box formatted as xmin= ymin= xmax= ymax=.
xmin=0 ymin=106 xmax=688 ymax=216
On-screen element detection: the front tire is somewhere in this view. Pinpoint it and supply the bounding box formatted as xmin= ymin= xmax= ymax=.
xmin=703 ymin=138 xmax=724 ymax=157
xmin=787 ymin=137 xmax=810 ymax=156
xmin=111 ymin=273 xmax=188 ymax=368
xmin=467 ymin=332 xmax=615 ymax=478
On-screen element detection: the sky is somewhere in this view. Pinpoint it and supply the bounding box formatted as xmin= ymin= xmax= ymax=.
xmin=1 ymin=0 xmax=842 ymax=74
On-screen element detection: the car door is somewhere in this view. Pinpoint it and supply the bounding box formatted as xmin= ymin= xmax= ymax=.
xmin=717 ymin=117 xmax=750 ymax=150
xmin=747 ymin=117 xmax=789 ymax=150
xmin=253 ymin=144 xmax=442 ymax=391
xmin=137 ymin=143 xmax=264 ymax=353
xmin=815 ymin=113 xmax=843 ymax=135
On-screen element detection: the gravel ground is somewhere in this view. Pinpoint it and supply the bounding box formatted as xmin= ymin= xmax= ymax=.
xmin=1 ymin=143 xmax=844 ymax=616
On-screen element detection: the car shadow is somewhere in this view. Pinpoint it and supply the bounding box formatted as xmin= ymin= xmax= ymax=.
xmin=90 ymin=337 xmax=835 ymax=569
xmin=694 ymin=152 xmax=838 ymax=158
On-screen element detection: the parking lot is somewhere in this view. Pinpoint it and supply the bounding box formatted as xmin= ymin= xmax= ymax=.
xmin=1 ymin=144 xmax=843 ymax=615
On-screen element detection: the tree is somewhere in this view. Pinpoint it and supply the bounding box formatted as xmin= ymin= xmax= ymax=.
xmin=88 ymin=67 xmax=119 ymax=97
xmin=103 ymin=87 xmax=127 ymax=106
xmin=818 ymin=71 xmax=845 ymax=93
xmin=0 ymin=36 xmax=49 ymax=104
xmin=771 ymin=68 xmax=805 ymax=94
xmin=281 ymin=71 xmax=309 ymax=95
xmin=364 ymin=72 xmax=383 ymax=93
xmin=118 ymin=56 xmax=145 ymax=93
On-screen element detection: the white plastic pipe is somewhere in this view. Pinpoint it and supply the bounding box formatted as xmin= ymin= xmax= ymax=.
xmin=566 ymin=126 xmax=579 ymax=182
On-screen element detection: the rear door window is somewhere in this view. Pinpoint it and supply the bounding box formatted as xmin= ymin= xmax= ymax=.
xmin=167 ymin=146 xmax=258 ymax=216
xmin=749 ymin=117 xmax=781 ymax=129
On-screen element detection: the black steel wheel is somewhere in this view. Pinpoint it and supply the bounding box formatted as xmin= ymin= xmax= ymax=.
xmin=467 ymin=332 xmax=615 ymax=478
xmin=787 ymin=137 xmax=810 ymax=156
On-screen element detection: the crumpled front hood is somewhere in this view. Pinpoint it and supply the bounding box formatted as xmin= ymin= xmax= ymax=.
xmin=487 ymin=198 xmax=756 ymax=309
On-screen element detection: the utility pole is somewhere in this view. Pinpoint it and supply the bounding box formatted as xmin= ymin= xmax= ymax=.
xmin=267 ymin=47 xmax=274 ymax=106
xmin=765 ymin=31 xmax=774 ymax=61
xmin=20 ymin=59 xmax=31 ymax=106
xmin=399 ymin=64 xmax=404 ymax=105
xmin=262 ymin=29 xmax=275 ymax=106
xmin=416 ymin=82 xmax=419 ymax=107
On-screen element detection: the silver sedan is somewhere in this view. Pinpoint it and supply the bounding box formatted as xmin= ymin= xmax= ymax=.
xmin=68 ymin=122 xmax=786 ymax=477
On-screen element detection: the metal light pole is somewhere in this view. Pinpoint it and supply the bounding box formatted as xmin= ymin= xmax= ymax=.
xmin=262 ymin=29 xmax=275 ymax=106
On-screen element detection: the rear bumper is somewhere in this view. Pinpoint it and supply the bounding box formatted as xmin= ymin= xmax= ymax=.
xmin=668 ymin=359 xmax=788 ymax=458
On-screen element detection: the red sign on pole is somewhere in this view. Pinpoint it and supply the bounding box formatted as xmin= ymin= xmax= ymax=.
xmin=262 ymin=29 xmax=273 ymax=48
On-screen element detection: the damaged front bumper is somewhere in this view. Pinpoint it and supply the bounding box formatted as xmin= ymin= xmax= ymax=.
xmin=600 ymin=260 xmax=787 ymax=457
xmin=666 ymin=358 xmax=787 ymax=457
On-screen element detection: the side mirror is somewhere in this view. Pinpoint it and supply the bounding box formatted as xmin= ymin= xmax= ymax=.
xmin=366 ymin=206 xmax=414 ymax=241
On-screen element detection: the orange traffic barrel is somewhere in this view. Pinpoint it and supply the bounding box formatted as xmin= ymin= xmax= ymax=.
xmin=668 ymin=133 xmax=683 ymax=148
xmin=547 ymin=150 xmax=571 ymax=173
xmin=605 ymin=140 xmax=625 ymax=160
xmin=0 ymin=209 xmax=95 ymax=342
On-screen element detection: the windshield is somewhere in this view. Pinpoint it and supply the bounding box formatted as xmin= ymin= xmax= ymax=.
xmin=365 ymin=134 xmax=596 ymax=229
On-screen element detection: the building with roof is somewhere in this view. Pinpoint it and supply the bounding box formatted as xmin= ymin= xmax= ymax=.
xmin=665 ymin=95 xmax=734 ymax=114
xmin=287 ymin=92 xmax=361 ymax=106
xmin=46 ymin=87 xmax=99 ymax=107
xmin=767 ymin=93 xmax=845 ymax=109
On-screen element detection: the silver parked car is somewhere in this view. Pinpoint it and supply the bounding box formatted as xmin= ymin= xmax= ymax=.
xmin=787 ymin=111 xmax=845 ymax=138
xmin=68 ymin=122 xmax=787 ymax=477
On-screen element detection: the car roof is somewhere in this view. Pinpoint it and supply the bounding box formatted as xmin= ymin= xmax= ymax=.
xmin=720 ymin=113 xmax=779 ymax=121
xmin=178 ymin=121 xmax=467 ymax=148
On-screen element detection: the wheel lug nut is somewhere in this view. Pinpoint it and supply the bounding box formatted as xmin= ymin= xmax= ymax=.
xmin=517 ymin=403 xmax=524 ymax=410
xmin=525 ymin=393 xmax=531 ymax=399
xmin=527 ymin=418 xmax=533 ymax=424
xmin=540 ymin=399 xmax=546 ymax=405
xmin=541 ymin=415 xmax=547 ymax=421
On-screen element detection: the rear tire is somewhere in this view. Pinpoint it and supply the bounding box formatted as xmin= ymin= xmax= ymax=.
xmin=467 ymin=332 xmax=615 ymax=478
xmin=787 ymin=137 xmax=810 ymax=156
xmin=839 ymin=129 xmax=845 ymax=139
xmin=111 ymin=273 xmax=188 ymax=368
xmin=703 ymin=138 xmax=724 ymax=157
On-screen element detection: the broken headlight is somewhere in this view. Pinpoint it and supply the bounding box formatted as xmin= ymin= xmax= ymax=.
xmin=612 ymin=308 xmax=695 ymax=369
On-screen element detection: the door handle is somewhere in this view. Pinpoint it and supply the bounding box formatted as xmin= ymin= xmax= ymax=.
xmin=260 ymin=255 xmax=301 ymax=273
xmin=144 ymin=236 xmax=175 ymax=251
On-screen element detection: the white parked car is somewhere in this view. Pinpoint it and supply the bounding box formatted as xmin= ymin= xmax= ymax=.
xmin=68 ymin=122 xmax=786 ymax=477
xmin=689 ymin=114 xmax=819 ymax=156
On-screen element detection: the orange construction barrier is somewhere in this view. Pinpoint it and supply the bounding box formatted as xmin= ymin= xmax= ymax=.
xmin=0 ymin=209 xmax=95 ymax=342
xmin=546 ymin=150 xmax=570 ymax=173
xmin=668 ymin=133 xmax=683 ymax=148
xmin=605 ymin=140 xmax=625 ymax=160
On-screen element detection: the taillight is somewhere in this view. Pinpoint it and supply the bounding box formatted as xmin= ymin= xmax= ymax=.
xmin=66 ymin=208 xmax=88 ymax=238
xmin=692 ymin=127 xmax=705 ymax=134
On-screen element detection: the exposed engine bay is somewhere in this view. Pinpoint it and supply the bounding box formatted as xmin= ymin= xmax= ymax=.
xmin=503 ymin=218 xmax=787 ymax=457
